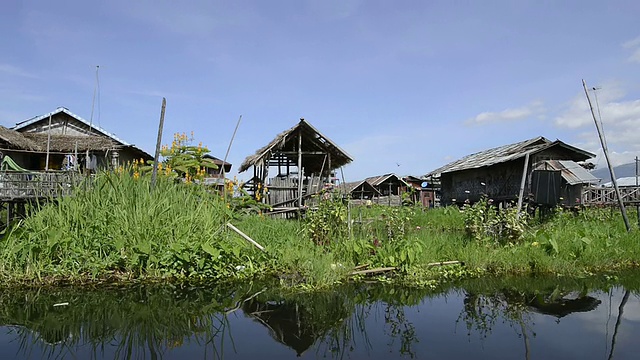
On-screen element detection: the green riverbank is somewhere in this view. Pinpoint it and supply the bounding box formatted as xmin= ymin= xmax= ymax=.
xmin=1 ymin=171 xmax=639 ymax=289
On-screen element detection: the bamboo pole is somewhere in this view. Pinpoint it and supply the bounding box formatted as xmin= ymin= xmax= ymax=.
xmin=297 ymin=128 xmax=303 ymax=209
xmin=222 ymin=115 xmax=243 ymax=202
xmin=427 ymin=260 xmax=462 ymax=267
xmin=45 ymin=114 xmax=52 ymax=171
xmin=226 ymin=223 xmax=266 ymax=252
xmin=350 ymin=266 xmax=396 ymax=276
xmin=151 ymin=97 xmax=166 ymax=189
xmin=583 ymin=80 xmax=631 ymax=232
xmin=636 ymin=156 xmax=639 ymax=229
xmin=516 ymin=152 xmax=530 ymax=216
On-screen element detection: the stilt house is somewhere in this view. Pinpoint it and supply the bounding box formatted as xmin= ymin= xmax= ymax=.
xmin=238 ymin=118 xmax=353 ymax=213
xmin=404 ymin=175 xmax=439 ymax=207
xmin=425 ymin=137 xmax=598 ymax=207
xmin=342 ymin=180 xmax=381 ymax=204
xmin=3 ymin=107 xmax=152 ymax=171
xmin=363 ymin=173 xmax=409 ymax=206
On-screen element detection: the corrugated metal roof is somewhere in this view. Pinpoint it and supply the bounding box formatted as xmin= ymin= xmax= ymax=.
xmin=602 ymin=177 xmax=640 ymax=187
xmin=13 ymin=107 xmax=130 ymax=146
xmin=425 ymin=137 xmax=595 ymax=177
xmin=538 ymin=160 xmax=600 ymax=185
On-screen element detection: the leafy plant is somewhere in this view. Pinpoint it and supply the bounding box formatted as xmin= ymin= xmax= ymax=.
xmin=463 ymin=197 xmax=528 ymax=246
xmin=304 ymin=192 xmax=348 ymax=246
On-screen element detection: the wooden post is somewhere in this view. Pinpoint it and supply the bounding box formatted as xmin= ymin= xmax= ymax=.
xmin=45 ymin=114 xmax=52 ymax=171
xmin=516 ymin=152 xmax=530 ymax=216
xmin=297 ymin=129 xmax=303 ymax=208
xmin=74 ymin=141 xmax=78 ymax=172
xmin=222 ymin=115 xmax=242 ymax=203
xmin=151 ymin=97 xmax=166 ymax=189
xmin=583 ymin=80 xmax=631 ymax=232
xmin=636 ymin=156 xmax=639 ymax=229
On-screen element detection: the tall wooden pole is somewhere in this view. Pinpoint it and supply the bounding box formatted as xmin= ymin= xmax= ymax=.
xmin=222 ymin=115 xmax=242 ymax=204
xmin=151 ymin=97 xmax=166 ymax=189
xmin=516 ymin=152 xmax=530 ymax=216
xmin=45 ymin=114 xmax=52 ymax=171
xmin=297 ymin=129 xmax=303 ymax=208
xmin=636 ymin=156 xmax=639 ymax=228
xmin=583 ymin=80 xmax=631 ymax=232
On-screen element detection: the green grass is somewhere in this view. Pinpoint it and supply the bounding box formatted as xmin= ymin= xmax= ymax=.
xmin=1 ymin=170 xmax=639 ymax=289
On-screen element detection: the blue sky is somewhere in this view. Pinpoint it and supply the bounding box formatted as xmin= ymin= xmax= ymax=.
xmin=1 ymin=1 xmax=640 ymax=181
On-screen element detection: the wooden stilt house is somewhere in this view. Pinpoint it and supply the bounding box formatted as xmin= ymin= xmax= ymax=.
xmin=342 ymin=180 xmax=381 ymax=204
xmin=355 ymin=173 xmax=408 ymax=206
xmin=425 ymin=137 xmax=597 ymax=207
xmin=238 ymin=118 xmax=353 ymax=214
xmin=7 ymin=107 xmax=152 ymax=171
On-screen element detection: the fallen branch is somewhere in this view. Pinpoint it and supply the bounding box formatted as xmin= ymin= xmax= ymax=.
xmin=350 ymin=266 xmax=396 ymax=276
xmin=427 ymin=260 xmax=463 ymax=267
xmin=226 ymin=223 xmax=266 ymax=252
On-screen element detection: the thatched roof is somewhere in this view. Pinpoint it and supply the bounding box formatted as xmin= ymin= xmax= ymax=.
xmin=24 ymin=133 xmax=117 ymax=152
xmin=0 ymin=125 xmax=119 ymax=152
xmin=341 ymin=180 xmax=381 ymax=196
xmin=0 ymin=126 xmax=38 ymax=151
xmin=364 ymin=173 xmax=409 ymax=187
xmin=239 ymin=119 xmax=353 ymax=174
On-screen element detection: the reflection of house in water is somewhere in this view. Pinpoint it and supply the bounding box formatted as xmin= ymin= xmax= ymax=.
xmin=243 ymin=299 xmax=317 ymax=356
xmin=242 ymin=298 xmax=346 ymax=356
xmin=526 ymin=292 xmax=601 ymax=318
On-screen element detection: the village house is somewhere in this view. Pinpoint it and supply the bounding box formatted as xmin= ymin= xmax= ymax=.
xmin=0 ymin=107 xmax=152 ymax=171
xmin=238 ymin=118 xmax=353 ymax=215
xmin=403 ymin=175 xmax=439 ymax=208
xmin=425 ymin=136 xmax=598 ymax=208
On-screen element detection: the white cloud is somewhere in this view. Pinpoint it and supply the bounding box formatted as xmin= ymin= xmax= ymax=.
xmin=556 ymin=85 xmax=640 ymax=166
xmin=623 ymin=35 xmax=640 ymax=63
xmin=466 ymin=101 xmax=544 ymax=125
xmin=0 ymin=63 xmax=38 ymax=78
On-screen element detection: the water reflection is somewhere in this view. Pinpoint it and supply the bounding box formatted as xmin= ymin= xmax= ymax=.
xmin=0 ymin=273 xmax=639 ymax=359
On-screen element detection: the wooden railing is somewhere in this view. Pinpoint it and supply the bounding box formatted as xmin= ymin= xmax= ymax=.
xmin=582 ymin=186 xmax=640 ymax=205
xmin=0 ymin=171 xmax=83 ymax=201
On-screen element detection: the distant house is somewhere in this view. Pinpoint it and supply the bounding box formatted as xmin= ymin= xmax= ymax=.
xmin=201 ymin=154 xmax=232 ymax=187
xmin=365 ymin=173 xmax=408 ymax=197
xmin=425 ymin=137 xmax=597 ymax=207
xmin=602 ymin=177 xmax=639 ymax=187
xmin=342 ymin=180 xmax=381 ymax=202
xmin=1 ymin=107 xmax=151 ymax=171
xmin=340 ymin=174 xmax=409 ymax=206
xmin=239 ymin=118 xmax=353 ymax=214
xmin=403 ymin=175 xmax=439 ymax=207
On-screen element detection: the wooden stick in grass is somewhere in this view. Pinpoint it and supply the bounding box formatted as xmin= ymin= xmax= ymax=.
xmin=226 ymin=223 xmax=266 ymax=252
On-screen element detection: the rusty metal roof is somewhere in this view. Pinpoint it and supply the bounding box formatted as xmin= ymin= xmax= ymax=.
xmin=538 ymin=160 xmax=600 ymax=185
xmin=425 ymin=137 xmax=595 ymax=177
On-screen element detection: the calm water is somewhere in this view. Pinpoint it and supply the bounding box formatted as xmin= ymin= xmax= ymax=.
xmin=1 ymin=274 xmax=639 ymax=359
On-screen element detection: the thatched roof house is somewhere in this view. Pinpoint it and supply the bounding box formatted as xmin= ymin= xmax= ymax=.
xmin=239 ymin=118 xmax=353 ymax=213
xmin=425 ymin=136 xmax=596 ymax=206
xmin=239 ymin=119 xmax=352 ymax=175
xmin=1 ymin=107 xmax=152 ymax=171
